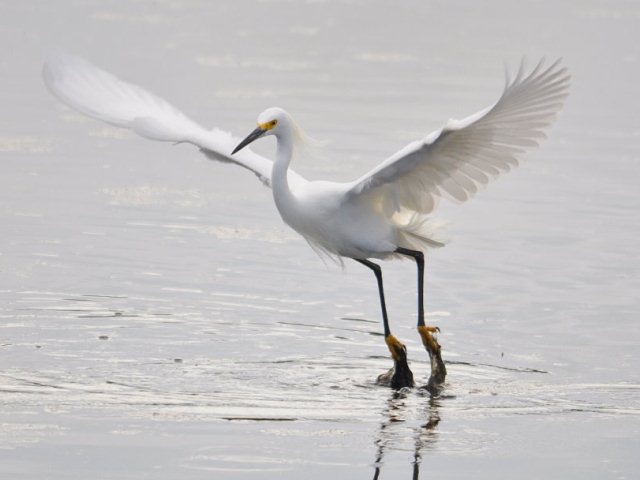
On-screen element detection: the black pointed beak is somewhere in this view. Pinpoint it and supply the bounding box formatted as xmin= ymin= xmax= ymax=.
xmin=232 ymin=126 xmax=267 ymax=155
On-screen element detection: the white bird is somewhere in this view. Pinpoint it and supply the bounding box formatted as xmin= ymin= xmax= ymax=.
xmin=43 ymin=53 xmax=570 ymax=389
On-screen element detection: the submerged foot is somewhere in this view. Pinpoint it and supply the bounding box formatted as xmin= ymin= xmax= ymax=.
xmin=417 ymin=326 xmax=447 ymax=393
xmin=377 ymin=335 xmax=414 ymax=389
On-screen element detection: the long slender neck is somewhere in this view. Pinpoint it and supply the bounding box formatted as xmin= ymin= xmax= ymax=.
xmin=271 ymin=128 xmax=297 ymax=219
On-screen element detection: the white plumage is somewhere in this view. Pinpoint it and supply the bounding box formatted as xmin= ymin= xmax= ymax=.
xmin=43 ymin=53 xmax=570 ymax=262
xmin=43 ymin=53 xmax=570 ymax=387
xmin=42 ymin=52 xmax=303 ymax=189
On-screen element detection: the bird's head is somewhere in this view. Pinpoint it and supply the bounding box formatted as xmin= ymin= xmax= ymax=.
xmin=232 ymin=107 xmax=290 ymax=154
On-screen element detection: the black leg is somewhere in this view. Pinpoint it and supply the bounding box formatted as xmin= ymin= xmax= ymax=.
xmin=355 ymin=258 xmax=390 ymax=337
xmin=395 ymin=247 xmax=447 ymax=388
xmin=355 ymin=258 xmax=414 ymax=389
xmin=395 ymin=247 xmax=425 ymax=327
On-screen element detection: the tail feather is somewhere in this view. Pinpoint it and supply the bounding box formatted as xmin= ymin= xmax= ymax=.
xmin=393 ymin=210 xmax=448 ymax=252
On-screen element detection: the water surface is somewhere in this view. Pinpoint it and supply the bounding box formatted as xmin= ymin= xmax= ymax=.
xmin=1 ymin=1 xmax=639 ymax=478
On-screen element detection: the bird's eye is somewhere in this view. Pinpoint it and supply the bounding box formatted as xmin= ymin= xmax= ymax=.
xmin=271 ymin=120 xmax=277 ymax=127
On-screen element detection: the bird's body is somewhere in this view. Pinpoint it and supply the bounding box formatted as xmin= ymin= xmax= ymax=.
xmin=272 ymin=149 xmax=404 ymax=260
xmin=250 ymin=107 xmax=449 ymax=261
xmin=291 ymin=181 xmax=404 ymax=260
xmin=43 ymin=53 xmax=570 ymax=389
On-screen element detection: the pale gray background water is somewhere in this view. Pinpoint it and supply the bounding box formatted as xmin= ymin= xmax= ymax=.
xmin=1 ymin=1 xmax=638 ymax=478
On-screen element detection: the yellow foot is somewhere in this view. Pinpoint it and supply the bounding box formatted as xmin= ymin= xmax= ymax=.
xmin=417 ymin=325 xmax=441 ymax=354
xmin=382 ymin=334 xmax=414 ymax=389
xmin=417 ymin=325 xmax=447 ymax=391
xmin=385 ymin=334 xmax=407 ymax=361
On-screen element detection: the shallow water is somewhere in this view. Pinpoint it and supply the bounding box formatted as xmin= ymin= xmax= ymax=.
xmin=1 ymin=0 xmax=639 ymax=478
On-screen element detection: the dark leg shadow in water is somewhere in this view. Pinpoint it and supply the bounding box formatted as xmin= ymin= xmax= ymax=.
xmin=372 ymin=390 xmax=442 ymax=480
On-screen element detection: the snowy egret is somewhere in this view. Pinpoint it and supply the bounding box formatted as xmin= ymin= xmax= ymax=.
xmin=43 ymin=53 xmax=570 ymax=388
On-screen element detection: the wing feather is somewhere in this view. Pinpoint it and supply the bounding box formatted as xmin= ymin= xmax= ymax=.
xmin=346 ymin=59 xmax=570 ymax=213
xmin=42 ymin=52 xmax=306 ymax=188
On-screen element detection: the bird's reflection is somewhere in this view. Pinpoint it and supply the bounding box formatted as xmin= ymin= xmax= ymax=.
xmin=411 ymin=392 xmax=441 ymax=480
xmin=372 ymin=388 xmax=442 ymax=480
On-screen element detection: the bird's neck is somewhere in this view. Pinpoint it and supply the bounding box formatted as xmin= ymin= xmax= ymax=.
xmin=271 ymin=131 xmax=297 ymax=220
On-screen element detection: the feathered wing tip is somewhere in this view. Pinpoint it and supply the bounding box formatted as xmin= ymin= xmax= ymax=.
xmin=504 ymin=56 xmax=529 ymax=89
xmin=504 ymin=56 xmax=568 ymax=92
xmin=42 ymin=50 xmax=206 ymax=143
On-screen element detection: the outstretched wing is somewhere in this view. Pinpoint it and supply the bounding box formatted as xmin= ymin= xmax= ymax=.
xmin=42 ymin=52 xmax=306 ymax=188
xmin=346 ymin=59 xmax=570 ymax=213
